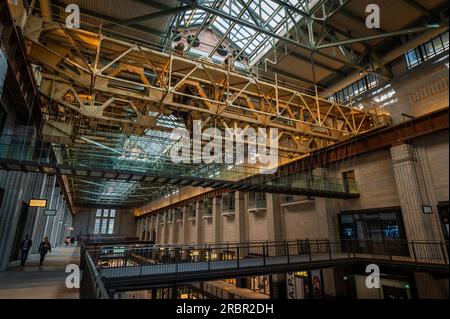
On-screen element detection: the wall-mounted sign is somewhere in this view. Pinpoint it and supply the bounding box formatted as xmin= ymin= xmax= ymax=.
xmin=29 ymin=199 xmax=47 ymax=208
xmin=286 ymin=272 xmax=304 ymax=299
xmin=422 ymin=205 xmax=433 ymax=214
xmin=44 ymin=209 xmax=57 ymax=216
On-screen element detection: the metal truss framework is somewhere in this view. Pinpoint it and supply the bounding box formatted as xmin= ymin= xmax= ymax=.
xmin=44 ymin=0 xmax=448 ymax=89
xmin=24 ymin=15 xmax=389 ymax=155
xmin=178 ymin=0 xmax=448 ymax=81
xmin=20 ymin=8 xmax=396 ymax=206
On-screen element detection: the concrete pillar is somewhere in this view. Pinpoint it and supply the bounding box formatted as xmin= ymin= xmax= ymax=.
xmin=415 ymin=146 xmax=446 ymax=241
xmin=170 ymin=210 xmax=177 ymax=245
xmin=136 ymin=219 xmax=142 ymax=239
xmin=212 ymin=197 xmax=221 ymax=244
xmin=266 ymin=193 xmax=282 ymax=242
xmin=145 ymin=216 xmax=152 ymax=240
xmin=149 ymin=215 xmax=155 ymax=242
xmin=235 ymin=191 xmax=247 ymax=243
xmin=391 ymin=144 xmax=441 ymax=241
xmin=182 ymin=206 xmax=189 ymax=244
xmin=157 ymin=214 xmax=164 ymax=244
xmin=313 ymin=168 xmax=340 ymax=241
xmin=163 ymin=211 xmax=170 ymax=244
xmin=194 ymin=201 xmax=203 ymax=244
xmin=270 ymin=274 xmax=287 ymax=299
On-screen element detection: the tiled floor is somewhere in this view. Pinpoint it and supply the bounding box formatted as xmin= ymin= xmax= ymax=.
xmin=0 ymin=247 xmax=80 ymax=299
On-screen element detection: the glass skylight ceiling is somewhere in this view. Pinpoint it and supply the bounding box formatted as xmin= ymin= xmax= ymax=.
xmin=73 ymin=114 xmax=186 ymax=205
xmin=180 ymin=0 xmax=313 ymax=64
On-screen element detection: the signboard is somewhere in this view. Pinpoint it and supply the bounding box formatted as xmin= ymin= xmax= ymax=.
xmin=286 ymin=272 xmax=305 ymax=299
xmin=44 ymin=209 xmax=57 ymax=216
xmin=422 ymin=205 xmax=433 ymax=214
xmin=29 ymin=199 xmax=47 ymax=208
xmin=310 ymin=270 xmax=324 ymax=299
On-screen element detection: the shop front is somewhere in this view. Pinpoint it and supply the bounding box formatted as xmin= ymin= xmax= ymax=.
xmin=286 ymin=270 xmax=324 ymax=299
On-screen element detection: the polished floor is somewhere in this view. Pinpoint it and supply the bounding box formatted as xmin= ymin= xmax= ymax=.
xmin=0 ymin=246 xmax=80 ymax=299
xmin=206 ymin=280 xmax=270 ymax=299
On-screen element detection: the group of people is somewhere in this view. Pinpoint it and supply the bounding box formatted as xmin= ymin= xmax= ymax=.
xmin=64 ymin=236 xmax=75 ymax=247
xmin=19 ymin=235 xmax=52 ymax=267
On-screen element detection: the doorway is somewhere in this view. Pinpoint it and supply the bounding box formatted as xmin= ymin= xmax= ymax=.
xmin=10 ymin=202 xmax=30 ymax=261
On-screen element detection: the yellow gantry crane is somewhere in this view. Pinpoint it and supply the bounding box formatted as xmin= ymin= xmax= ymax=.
xmin=23 ymin=12 xmax=390 ymax=160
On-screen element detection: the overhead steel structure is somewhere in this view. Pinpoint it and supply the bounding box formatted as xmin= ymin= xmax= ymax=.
xmin=15 ymin=2 xmax=394 ymax=207
xmin=19 ymin=0 xmax=447 ymax=207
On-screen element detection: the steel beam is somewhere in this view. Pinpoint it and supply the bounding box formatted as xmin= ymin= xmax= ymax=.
xmin=105 ymin=6 xmax=191 ymax=27
xmin=178 ymin=0 xmax=375 ymax=74
xmin=271 ymin=0 xmax=310 ymax=18
xmin=51 ymin=0 xmax=167 ymax=38
xmin=400 ymin=0 xmax=438 ymax=18
xmin=316 ymin=22 xmax=449 ymax=49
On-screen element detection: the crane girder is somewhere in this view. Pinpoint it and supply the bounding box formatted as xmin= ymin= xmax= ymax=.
xmin=23 ymin=16 xmax=391 ymax=156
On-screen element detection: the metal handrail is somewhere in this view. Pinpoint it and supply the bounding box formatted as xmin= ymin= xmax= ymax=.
xmin=86 ymin=238 xmax=449 ymax=252
xmin=80 ymin=241 xmax=110 ymax=299
xmin=89 ymin=239 xmax=449 ymax=274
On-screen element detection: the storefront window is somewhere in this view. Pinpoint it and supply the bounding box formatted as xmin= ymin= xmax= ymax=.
xmin=250 ymin=276 xmax=269 ymax=295
xmin=339 ymin=208 xmax=408 ymax=255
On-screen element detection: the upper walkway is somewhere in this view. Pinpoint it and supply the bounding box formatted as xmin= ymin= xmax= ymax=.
xmin=81 ymin=239 xmax=449 ymax=293
xmin=0 ymin=247 xmax=80 ymax=299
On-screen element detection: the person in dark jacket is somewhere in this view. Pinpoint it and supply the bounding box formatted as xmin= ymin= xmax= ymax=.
xmin=19 ymin=235 xmax=32 ymax=266
xmin=38 ymin=236 xmax=51 ymax=266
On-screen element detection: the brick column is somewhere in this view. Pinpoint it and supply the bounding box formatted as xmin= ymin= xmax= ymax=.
xmin=170 ymin=210 xmax=177 ymax=245
xmin=391 ymin=144 xmax=439 ymax=241
xmin=195 ymin=201 xmax=203 ymax=244
xmin=266 ymin=193 xmax=282 ymax=242
xmin=162 ymin=212 xmax=168 ymax=245
xmin=182 ymin=206 xmax=189 ymax=244
xmin=313 ymin=168 xmax=340 ymax=240
xmin=235 ymin=191 xmax=247 ymax=243
xmin=149 ymin=215 xmax=155 ymax=242
xmin=145 ymin=217 xmax=151 ymax=240
xmin=136 ymin=219 xmax=141 ymax=238
xmin=212 ymin=197 xmax=221 ymax=244
xmin=312 ymin=169 xmax=339 ymax=297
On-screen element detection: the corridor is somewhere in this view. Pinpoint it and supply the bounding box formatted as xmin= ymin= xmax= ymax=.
xmin=0 ymin=247 xmax=80 ymax=299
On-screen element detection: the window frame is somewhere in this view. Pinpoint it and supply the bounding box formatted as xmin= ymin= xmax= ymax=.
xmin=94 ymin=208 xmax=116 ymax=235
xmin=405 ymin=31 xmax=449 ymax=69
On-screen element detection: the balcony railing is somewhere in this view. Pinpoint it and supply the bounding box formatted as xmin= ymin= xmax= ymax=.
xmin=87 ymin=239 xmax=448 ymax=282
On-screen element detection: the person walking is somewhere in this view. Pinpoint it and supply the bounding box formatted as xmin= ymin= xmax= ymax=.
xmin=38 ymin=236 xmax=51 ymax=266
xmin=19 ymin=235 xmax=32 ymax=266
xmin=65 ymin=236 xmax=70 ymax=247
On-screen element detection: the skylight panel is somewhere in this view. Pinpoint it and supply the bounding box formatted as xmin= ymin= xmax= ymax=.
xmin=179 ymin=0 xmax=312 ymax=63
